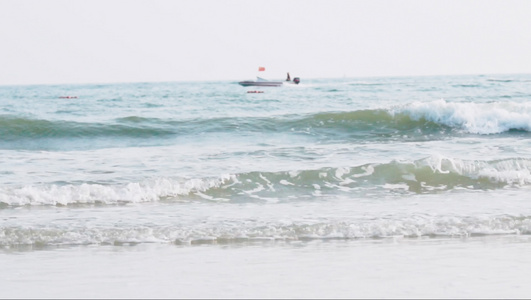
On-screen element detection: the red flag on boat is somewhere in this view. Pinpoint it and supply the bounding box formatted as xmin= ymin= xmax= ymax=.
xmin=258 ymin=66 xmax=265 ymax=71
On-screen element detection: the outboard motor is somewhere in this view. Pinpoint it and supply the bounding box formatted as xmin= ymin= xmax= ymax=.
xmin=293 ymin=77 xmax=300 ymax=84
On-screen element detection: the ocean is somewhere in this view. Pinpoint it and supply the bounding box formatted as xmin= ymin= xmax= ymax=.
xmin=1 ymin=74 xmax=531 ymax=298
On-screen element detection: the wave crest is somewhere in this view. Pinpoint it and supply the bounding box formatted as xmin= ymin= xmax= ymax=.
xmin=394 ymin=99 xmax=531 ymax=134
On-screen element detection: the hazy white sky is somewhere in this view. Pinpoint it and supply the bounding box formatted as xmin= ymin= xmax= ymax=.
xmin=1 ymin=0 xmax=530 ymax=85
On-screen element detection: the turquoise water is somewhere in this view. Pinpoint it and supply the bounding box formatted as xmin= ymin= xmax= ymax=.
xmin=2 ymin=74 xmax=531 ymax=297
xmin=2 ymin=74 xmax=531 ymax=241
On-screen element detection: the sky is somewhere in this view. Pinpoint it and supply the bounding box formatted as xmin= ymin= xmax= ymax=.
xmin=1 ymin=0 xmax=530 ymax=85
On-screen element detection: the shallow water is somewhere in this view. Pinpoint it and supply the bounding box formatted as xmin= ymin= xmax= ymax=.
xmin=2 ymin=236 xmax=531 ymax=298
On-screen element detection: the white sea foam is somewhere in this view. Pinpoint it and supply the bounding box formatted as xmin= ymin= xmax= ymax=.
xmin=415 ymin=155 xmax=531 ymax=185
xmin=0 ymin=175 xmax=236 ymax=206
xmin=394 ymin=100 xmax=531 ymax=134
xmin=2 ymin=214 xmax=531 ymax=247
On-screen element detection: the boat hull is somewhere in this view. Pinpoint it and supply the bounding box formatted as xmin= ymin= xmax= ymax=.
xmin=238 ymin=81 xmax=283 ymax=87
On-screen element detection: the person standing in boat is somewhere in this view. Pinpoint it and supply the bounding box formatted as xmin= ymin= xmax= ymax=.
xmin=286 ymin=72 xmax=291 ymax=81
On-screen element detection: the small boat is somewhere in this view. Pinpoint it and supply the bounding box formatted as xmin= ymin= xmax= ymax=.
xmin=238 ymin=76 xmax=301 ymax=87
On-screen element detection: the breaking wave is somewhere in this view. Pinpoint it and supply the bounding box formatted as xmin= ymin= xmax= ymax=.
xmin=2 ymin=156 xmax=531 ymax=207
xmin=2 ymin=100 xmax=531 ymax=149
xmin=393 ymin=99 xmax=531 ymax=134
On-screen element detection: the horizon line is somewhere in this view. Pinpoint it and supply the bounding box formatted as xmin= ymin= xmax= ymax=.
xmin=1 ymin=72 xmax=530 ymax=87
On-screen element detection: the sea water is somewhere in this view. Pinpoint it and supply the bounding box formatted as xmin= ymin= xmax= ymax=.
xmin=1 ymin=74 xmax=531 ymax=298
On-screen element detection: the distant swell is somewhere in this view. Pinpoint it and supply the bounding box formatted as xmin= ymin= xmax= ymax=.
xmin=0 ymin=115 xmax=174 ymax=140
xmin=2 ymin=156 xmax=531 ymax=207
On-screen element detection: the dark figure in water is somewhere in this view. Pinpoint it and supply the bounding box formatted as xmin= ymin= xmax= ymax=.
xmin=286 ymin=72 xmax=291 ymax=81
